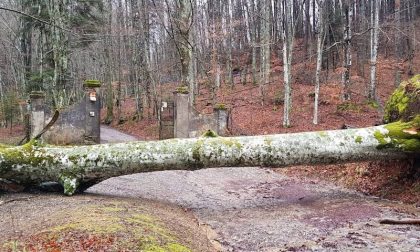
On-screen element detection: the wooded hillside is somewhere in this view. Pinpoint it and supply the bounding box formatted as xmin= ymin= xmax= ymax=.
xmin=0 ymin=0 xmax=418 ymax=128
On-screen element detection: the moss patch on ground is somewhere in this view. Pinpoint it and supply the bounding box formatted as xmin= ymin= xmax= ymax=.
xmin=336 ymin=102 xmax=362 ymax=113
xmin=2 ymin=202 xmax=192 ymax=252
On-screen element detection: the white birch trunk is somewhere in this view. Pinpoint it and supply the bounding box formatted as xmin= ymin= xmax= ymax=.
xmin=282 ymin=0 xmax=294 ymax=128
xmin=283 ymin=37 xmax=291 ymax=127
xmin=369 ymin=0 xmax=379 ymax=100
xmin=1 ymin=118 xmax=418 ymax=195
xmin=342 ymin=0 xmax=353 ymax=101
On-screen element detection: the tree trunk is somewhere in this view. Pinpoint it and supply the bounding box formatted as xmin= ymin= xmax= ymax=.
xmin=104 ymin=0 xmax=114 ymax=124
xmin=342 ymin=0 xmax=353 ymax=101
xmin=245 ymin=0 xmax=257 ymax=86
xmin=19 ymin=0 xmax=33 ymax=92
xmin=176 ymin=0 xmax=193 ymax=89
xmin=313 ymin=0 xmax=326 ymax=125
xmin=225 ymin=0 xmax=234 ymax=88
xmin=368 ymin=0 xmax=380 ymax=100
xmin=407 ymin=0 xmax=415 ymax=76
xmin=116 ymin=0 xmax=124 ymax=124
xmin=130 ymin=0 xmax=143 ymax=120
xmin=2 ymin=75 xmax=420 ymax=196
xmin=259 ymin=0 xmax=271 ymax=106
xmin=1 ymin=117 xmax=418 ymax=196
xmin=47 ymin=0 xmax=70 ymax=108
xmin=282 ymin=0 xmax=294 ymax=128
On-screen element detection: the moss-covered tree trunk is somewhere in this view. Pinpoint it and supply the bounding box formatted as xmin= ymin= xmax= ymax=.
xmin=1 ymin=117 xmax=419 ymax=195
xmin=1 ymin=76 xmax=419 ymax=196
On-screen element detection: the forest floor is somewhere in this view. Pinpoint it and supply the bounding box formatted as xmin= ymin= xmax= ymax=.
xmin=0 ymin=193 xmax=213 ymax=251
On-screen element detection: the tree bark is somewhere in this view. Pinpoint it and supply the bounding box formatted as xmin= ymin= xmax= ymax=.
xmin=47 ymin=0 xmax=70 ymax=108
xmin=313 ymin=0 xmax=326 ymax=125
xmin=1 ymin=117 xmax=418 ymax=195
xmin=282 ymin=0 xmax=295 ymax=128
xmin=342 ymin=0 xmax=353 ymax=101
xmin=259 ymin=0 xmax=271 ymax=105
xmin=368 ymin=0 xmax=380 ymax=100
xmin=104 ymin=0 xmax=114 ymax=124
xmin=19 ymin=0 xmax=33 ymax=92
xmin=225 ymin=0 xmax=234 ymax=88
xmin=176 ymin=0 xmax=193 ymax=89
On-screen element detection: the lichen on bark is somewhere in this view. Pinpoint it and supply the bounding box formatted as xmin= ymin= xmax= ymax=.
xmin=2 ymin=75 xmax=420 ymax=195
xmin=60 ymin=175 xmax=79 ymax=196
xmin=0 ymin=123 xmax=417 ymax=196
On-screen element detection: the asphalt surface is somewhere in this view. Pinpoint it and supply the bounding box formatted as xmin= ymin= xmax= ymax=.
xmin=100 ymin=125 xmax=138 ymax=143
xmin=92 ymin=127 xmax=420 ymax=251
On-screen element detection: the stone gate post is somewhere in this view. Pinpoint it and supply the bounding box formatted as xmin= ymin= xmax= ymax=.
xmin=29 ymin=91 xmax=45 ymax=139
xmin=214 ymin=104 xmax=228 ymax=136
xmin=84 ymin=80 xmax=101 ymax=144
xmin=174 ymin=87 xmax=190 ymax=138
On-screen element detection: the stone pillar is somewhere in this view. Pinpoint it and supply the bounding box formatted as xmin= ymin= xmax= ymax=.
xmin=214 ymin=104 xmax=228 ymax=136
xmin=174 ymin=87 xmax=190 ymax=138
xmin=29 ymin=91 xmax=45 ymax=139
xmin=84 ymin=80 xmax=101 ymax=144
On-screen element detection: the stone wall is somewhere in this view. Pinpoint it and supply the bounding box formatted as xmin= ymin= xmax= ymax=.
xmin=43 ymin=100 xmax=87 ymax=145
xmin=188 ymin=112 xmax=218 ymax=138
xmin=173 ymin=92 xmax=229 ymax=138
xmin=159 ymin=101 xmax=175 ymax=140
xmin=30 ymin=81 xmax=101 ymax=145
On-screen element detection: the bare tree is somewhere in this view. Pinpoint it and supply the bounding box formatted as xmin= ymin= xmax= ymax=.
xmin=259 ymin=0 xmax=271 ymax=105
xmin=368 ymin=0 xmax=380 ymax=101
xmin=313 ymin=0 xmax=326 ymax=125
xmin=104 ymin=0 xmax=114 ymax=124
xmin=282 ymin=0 xmax=297 ymax=128
xmin=342 ymin=0 xmax=353 ymax=101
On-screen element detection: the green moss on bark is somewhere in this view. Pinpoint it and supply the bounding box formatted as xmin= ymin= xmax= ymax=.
xmin=175 ymin=86 xmax=189 ymax=94
xmin=202 ymin=130 xmax=218 ymax=138
xmin=60 ymin=175 xmax=79 ymax=196
xmin=384 ymin=74 xmax=420 ymax=123
xmin=355 ymin=136 xmax=363 ymax=144
xmin=214 ymin=103 xmax=226 ymax=110
xmin=84 ymin=80 xmax=101 ymax=88
xmin=374 ymin=116 xmax=420 ymax=152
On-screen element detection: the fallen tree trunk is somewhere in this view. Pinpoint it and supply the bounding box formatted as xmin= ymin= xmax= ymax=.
xmin=1 ymin=117 xmax=419 ymax=195
xmin=2 ymin=75 xmax=420 ymax=195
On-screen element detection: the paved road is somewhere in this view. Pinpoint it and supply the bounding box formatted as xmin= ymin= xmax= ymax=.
xmin=100 ymin=125 xmax=138 ymax=143
xmin=88 ymin=168 xmax=419 ymax=251
xmin=92 ymin=127 xmax=420 ymax=251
